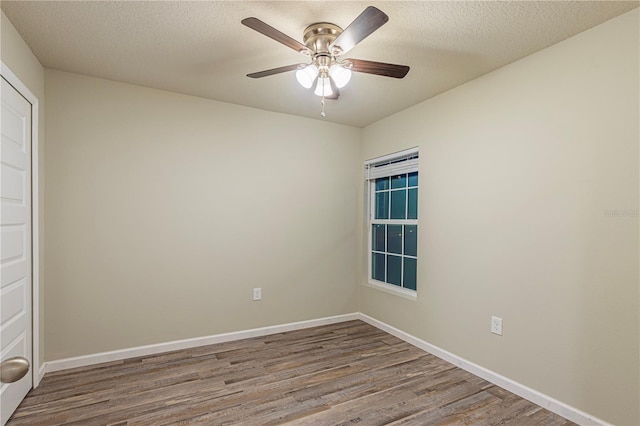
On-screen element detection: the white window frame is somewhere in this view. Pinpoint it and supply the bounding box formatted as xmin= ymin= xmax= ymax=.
xmin=365 ymin=148 xmax=419 ymax=299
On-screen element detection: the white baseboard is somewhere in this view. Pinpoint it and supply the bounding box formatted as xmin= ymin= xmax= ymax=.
xmin=358 ymin=313 xmax=611 ymax=426
xmin=44 ymin=313 xmax=359 ymax=373
xmin=42 ymin=311 xmax=609 ymax=426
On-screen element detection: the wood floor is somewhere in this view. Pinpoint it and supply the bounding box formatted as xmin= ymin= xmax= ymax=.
xmin=8 ymin=321 xmax=576 ymax=425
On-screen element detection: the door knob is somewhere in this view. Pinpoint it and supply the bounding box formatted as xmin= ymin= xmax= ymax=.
xmin=0 ymin=356 xmax=30 ymax=383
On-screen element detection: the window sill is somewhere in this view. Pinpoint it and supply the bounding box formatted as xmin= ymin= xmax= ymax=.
xmin=363 ymin=280 xmax=417 ymax=300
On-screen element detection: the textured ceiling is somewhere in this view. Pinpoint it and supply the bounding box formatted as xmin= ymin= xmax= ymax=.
xmin=2 ymin=1 xmax=638 ymax=127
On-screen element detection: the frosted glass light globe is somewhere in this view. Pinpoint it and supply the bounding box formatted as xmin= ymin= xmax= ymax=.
xmin=296 ymin=64 xmax=319 ymax=89
xmin=314 ymin=77 xmax=333 ymax=97
xmin=329 ymin=64 xmax=352 ymax=88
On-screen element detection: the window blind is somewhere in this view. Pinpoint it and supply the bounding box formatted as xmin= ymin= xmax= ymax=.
xmin=365 ymin=148 xmax=419 ymax=180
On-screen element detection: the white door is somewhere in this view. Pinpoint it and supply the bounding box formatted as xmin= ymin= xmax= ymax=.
xmin=0 ymin=76 xmax=33 ymax=425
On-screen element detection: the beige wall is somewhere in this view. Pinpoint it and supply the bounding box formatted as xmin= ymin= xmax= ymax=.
xmin=360 ymin=9 xmax=639 ymax=425
xmin=1 ymin=10 xmax=46 ymax=366
xmin=44 ymin=70 xmax=361 ymax=360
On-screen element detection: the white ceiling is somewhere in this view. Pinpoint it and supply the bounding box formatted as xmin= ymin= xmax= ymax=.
xmin=2 ymin=1 xmax=638 ymax=127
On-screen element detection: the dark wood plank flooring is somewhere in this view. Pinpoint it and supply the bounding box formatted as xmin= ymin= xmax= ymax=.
xmin=8 ymin=321 xmax=576 ymax=425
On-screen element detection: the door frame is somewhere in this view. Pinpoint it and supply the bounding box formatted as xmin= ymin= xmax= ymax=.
xmin=1 ymin=61 xmax=41 ymax=388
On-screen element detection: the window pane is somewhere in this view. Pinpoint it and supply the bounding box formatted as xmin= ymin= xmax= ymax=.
xmin=391 ymin=174 xmax=407 ymax=189
xmin=390 ymin=190 xmax=406 ymax=219
xmin=404 ymin=258 xmax=417 ymax=290
xmin=404 ymin=225 xmax=417 ymax=257
xmin=372 ymin=253 xmax=385 ymax=281
xmin=375 ymin=177 xmax=389 ymax=191
xmin=375 ymin=192 xmax=389 ymax=219
xmin=408 ymin=188 xmax=418 ymax=220
xmin=388 ymin=225 xmax=402 ymax=254
xmin=368 ymin=155 xmax=418 ymax=292
xmin=408 ymin=172 xmax=418 ymax=187
xmin=387 ymin=255 xmax=402 ymax=286
xmin=372 ymin=224 xmax=385 ymax=252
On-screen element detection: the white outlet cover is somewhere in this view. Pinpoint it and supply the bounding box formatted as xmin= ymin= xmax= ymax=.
xmin=491 ymin=316 xmax=503 ymax=335
xmin=253 ymin=288 xmax=261 ymax=301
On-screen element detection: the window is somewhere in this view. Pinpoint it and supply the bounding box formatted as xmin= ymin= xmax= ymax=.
xmin=366 ymin=148 xmax=418 ymax=294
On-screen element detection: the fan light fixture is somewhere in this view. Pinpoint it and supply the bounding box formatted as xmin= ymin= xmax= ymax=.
xmin=295 ymin=62 xmax=352 ymax=94
xmin=296 ymin=62 xmax=351 ymax=95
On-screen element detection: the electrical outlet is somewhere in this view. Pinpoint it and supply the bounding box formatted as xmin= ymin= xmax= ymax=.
xmin=253 ymin=288 xmax=262 ymax=301
xmin=491 ymin=316 xmax=503 ymax=336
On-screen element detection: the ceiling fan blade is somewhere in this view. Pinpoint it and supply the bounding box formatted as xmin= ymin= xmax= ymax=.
xmin=329 ymin=6 xmax=388 ymax=56
xmin=242 ymin=17 xmax=311 ymax=56
xmin=347 ymin=59 xmax=410 ymax=79
xmin=247 ymin=64 xmax=304 ymax=78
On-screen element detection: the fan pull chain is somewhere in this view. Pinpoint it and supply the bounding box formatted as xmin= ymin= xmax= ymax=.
xmin=320 ymin=97 xmax=326 ymax=117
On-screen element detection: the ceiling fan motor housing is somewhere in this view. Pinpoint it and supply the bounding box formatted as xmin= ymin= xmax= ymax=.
xmin=303 ymin=23 xmax=343 ymax=58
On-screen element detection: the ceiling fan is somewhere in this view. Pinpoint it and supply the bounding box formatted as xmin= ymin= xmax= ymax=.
xmin=242 ymin=6 xmax=410 ymax=116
